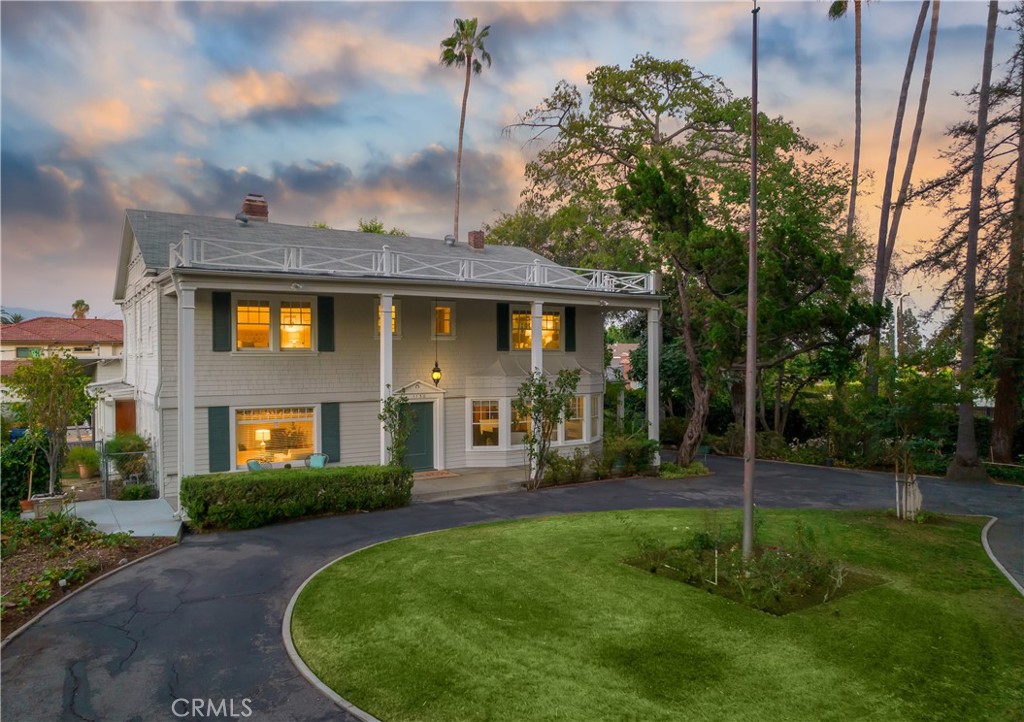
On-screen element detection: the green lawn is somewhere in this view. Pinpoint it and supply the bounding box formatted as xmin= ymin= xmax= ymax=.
xmin=290 ymin=510 xmax=1024 ymax=722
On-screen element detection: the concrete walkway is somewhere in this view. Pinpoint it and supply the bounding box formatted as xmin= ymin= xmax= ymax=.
xmin=72 ymin=498 xmax=183 ymax=538
xmin=2 ymin=458 xmax=1020 ymax=722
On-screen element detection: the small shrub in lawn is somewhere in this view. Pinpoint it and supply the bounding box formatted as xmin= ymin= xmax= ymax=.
xmin=659 ymin=461 xmax=710 ymax=478
xmin=180 ymin=465 xmax=413 ymax=530
xmin=626 ymin=510 xmax=857 ymax=615
xmin=119 ymin=484 xmax=155 ymax=501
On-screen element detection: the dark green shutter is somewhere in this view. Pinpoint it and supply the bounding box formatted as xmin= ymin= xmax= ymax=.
xmin=208 ymin=407 xmax=230 ymax=472
xmin=497 ymin=303 xmax=510 ymax=352
xmin=565 ymin=306 xmax=576 ymax=352
xmin=212 ymin=292 xmax=231 ymax=352
xmin=321 ymin=402 xmax=341 ymax=463
xmin=317 ymin=296 xmax=335 ymax=352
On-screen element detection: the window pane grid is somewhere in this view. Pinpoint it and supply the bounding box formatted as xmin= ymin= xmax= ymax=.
xmin=237 ymin=300 xmax=271 ymax=349
xmin=435 ymin=305 xmax=452 ymax=336
xmin=472 ymin=400 xmax=500 ymax=447
xmin=280 ymin=301 xmax=312 ymax=349
xmin=511 ymin=308 xmax=561 ymax=350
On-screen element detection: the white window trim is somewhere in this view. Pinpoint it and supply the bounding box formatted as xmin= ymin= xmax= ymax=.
xmin=230 ymin=403 xmax=320 ymax=471
xmin=509 ymin=304 xmax=564 ymax=353
xmin=467 ymin=395 xmax=596 ymax=452
xmin=431 ymin=300 xmax=457 ymax=341
xmin=374 ymin=299 xmax=403 ymax=340
xmin=233 ymin=294 xmax=318 ymax=353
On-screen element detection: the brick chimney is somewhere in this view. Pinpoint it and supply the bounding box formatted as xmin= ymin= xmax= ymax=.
xmin=467 ymin=230 xmax=485 ymax=251
xmin=242 ymin=193 xmax=269 ymax=222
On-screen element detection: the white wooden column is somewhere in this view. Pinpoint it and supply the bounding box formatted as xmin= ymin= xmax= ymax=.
xmin=647 ymin=305 xmax=661 ymax=467
xmin=531 ymin=301 xmax=544 ymax=374
xmin=379 ymin=293 xmax=394 ymax=464
xmin=176 ymin=283 xmax=196 ymax=514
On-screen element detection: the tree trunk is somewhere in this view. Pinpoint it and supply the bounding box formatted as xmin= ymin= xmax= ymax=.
xmin=868 ymin=1 xmax=930 ymax=396
xmin=883 ymin=1 xmax=940 ymax=276
xmin=949 ymin=0 xmax=998 ymax=482
xmin=846 ymin=0 xmax=863 ymax=238
xmin=675 ymin=272 xmax=709 ymax=465
xmin=992 ymin=31 xmax=1024 ymax=463
xmin=454 ymin=56 xmax=473 ymax=243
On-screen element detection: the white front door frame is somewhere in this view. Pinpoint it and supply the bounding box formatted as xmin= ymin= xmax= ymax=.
xmin=395 ymin=380 xmax=446 ymax=470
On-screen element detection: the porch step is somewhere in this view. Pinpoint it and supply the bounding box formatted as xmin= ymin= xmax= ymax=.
xmin=412 ymin=479 xmax=526 ymax=504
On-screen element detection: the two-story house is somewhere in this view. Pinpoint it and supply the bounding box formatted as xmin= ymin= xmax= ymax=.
xmin=112 ymin=197 xmax=663 ymax=507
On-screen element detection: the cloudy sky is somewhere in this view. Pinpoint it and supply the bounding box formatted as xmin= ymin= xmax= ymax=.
xmin=0 ymin=1 xmax=1013 ymax=322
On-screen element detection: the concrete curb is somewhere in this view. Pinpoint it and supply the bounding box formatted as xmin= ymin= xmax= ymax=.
xmin=282 ymin=538 xmax=412 ymax=722
xmin=1 ymin=534 xmax=181 ymax=650
xmin=981 ymin=516 xmax=1024 ymax=596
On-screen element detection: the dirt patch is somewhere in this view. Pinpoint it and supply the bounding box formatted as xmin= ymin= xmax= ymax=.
xmin=1 ymin=523 xmax=174 ymax=638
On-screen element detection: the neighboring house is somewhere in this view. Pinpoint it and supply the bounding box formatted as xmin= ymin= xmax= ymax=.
xmin=113 ymin=198 xmax=663 ymax=507
xmin=0 ymin=317 xmax=128 ymax=440
xmin=609 ymin=343 xmax=640 ymax=389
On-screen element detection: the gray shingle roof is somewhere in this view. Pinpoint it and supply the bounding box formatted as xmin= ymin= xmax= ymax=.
xmin=126 ymin=209 xmax=552 ymax=271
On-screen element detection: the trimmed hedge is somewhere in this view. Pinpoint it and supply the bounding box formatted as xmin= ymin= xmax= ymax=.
xmin=180 ymin=465 xmax=413 ymax=530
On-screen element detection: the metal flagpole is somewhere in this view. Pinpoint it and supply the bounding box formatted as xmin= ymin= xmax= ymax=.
xmin=742 ymin=0 xmax=760 ymax=559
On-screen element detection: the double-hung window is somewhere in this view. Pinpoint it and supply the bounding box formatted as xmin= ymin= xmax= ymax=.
xmin=433 ymin=302 xmax=456 ymax=339
xmin=511 ymin=306 xmax=562 ymax=351
xmin=235 ymin=297 xmax=314 ymax=351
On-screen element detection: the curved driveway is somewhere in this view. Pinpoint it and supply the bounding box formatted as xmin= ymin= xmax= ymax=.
xmin=2 ymin=458 xmax=1021 ymax=722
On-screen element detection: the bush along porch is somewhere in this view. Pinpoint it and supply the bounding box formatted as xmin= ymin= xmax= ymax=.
xmin=180 ymin=465 xmax=413 ymax=530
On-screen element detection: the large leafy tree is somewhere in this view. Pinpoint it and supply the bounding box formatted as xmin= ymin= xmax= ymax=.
xmin=616 ymin=157 xmax=879 ymax=463
xmin=6 ymin=353 xmax=95 ymax=496
xmin=440 ymin=17 xmax=491 ymax=244
xmin=912 ymin=1 xmax=1023 ymax=463
xmin=501 ymin=54 xmax=877 ymax=461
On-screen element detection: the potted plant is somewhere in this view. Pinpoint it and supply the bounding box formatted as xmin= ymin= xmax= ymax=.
xmin=67 ymin=445 xmax=100 ymax=479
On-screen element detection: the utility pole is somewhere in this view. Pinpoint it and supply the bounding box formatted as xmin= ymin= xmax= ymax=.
xmin=742 ymin=0 xmax=760 ymax=560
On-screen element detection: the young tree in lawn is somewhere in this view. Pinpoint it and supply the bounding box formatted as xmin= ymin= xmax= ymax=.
xmin=5 ymin=353 xmax=95 ymax=496
xmin=440 ymin=17 xmax=491 ymax=244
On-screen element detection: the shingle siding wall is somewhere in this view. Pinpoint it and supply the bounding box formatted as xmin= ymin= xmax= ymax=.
xmin=152 ymin=291 xmax=610 ymax=480
xmin=340 ymin=401 xmax=380 ymax=465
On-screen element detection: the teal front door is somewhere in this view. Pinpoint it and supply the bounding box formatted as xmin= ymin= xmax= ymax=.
xmin=404 ymin=402 xmax=434 ymax=471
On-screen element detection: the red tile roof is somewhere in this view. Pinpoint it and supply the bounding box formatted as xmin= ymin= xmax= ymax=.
xmin=1 ymin=359 xmax=30 ymax=377
xmin=1 ymin=318 xmax=123 ymax=344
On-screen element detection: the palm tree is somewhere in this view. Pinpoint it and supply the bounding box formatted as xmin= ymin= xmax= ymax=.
xmin=71 ymin=299 xmax=90 ymax=319
xmin=440 ymin=17 xmax=492 ymax=244
xmin=828 ymin=0 xmax=864 ymax=238
xmin=0 ymin=308 xmax=23 ymax=324
xmin=950 ymin=0 xmax=999 ymax=481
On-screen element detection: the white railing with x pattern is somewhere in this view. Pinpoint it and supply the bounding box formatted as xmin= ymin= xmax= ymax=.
xmin=169 ymin=232 xmax=656 ymax=294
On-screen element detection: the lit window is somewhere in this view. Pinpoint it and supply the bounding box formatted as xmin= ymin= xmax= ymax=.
xmin=591 ymin=393 xmax=602 ymax=440
xmin=376 ymin=301 xmax=401 ymax=337
xmin=510 ymin=405 xmax=531 ymax=446
xmin=235 ymin=407 xmax=315 ymax=468
xmin=511 ymin=307 xmax=561 ymax=350
xmin=237 ymin=300 xmax=271 ymax=349
xmin=472 ymin=400 xmax=500 ymax=447
xmin=280 ymin=301 xmax=312 ymax=350
xmin=564 ymin=396 xmax=584 ymax=441
xmin=433 ymin=303 xmax=455 ymax=338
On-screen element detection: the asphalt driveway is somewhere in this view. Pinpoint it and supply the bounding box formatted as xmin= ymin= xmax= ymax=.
xmin=2 ymin=458 xmax=1020 ymax=722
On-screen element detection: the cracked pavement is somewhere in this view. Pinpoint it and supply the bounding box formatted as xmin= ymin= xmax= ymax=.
xmin=2 ymin=458 xmax=1020 ymax=721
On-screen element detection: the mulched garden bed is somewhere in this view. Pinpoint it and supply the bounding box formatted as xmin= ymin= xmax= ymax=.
xmin=1 ymin=514 xmax=175 ymax=638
